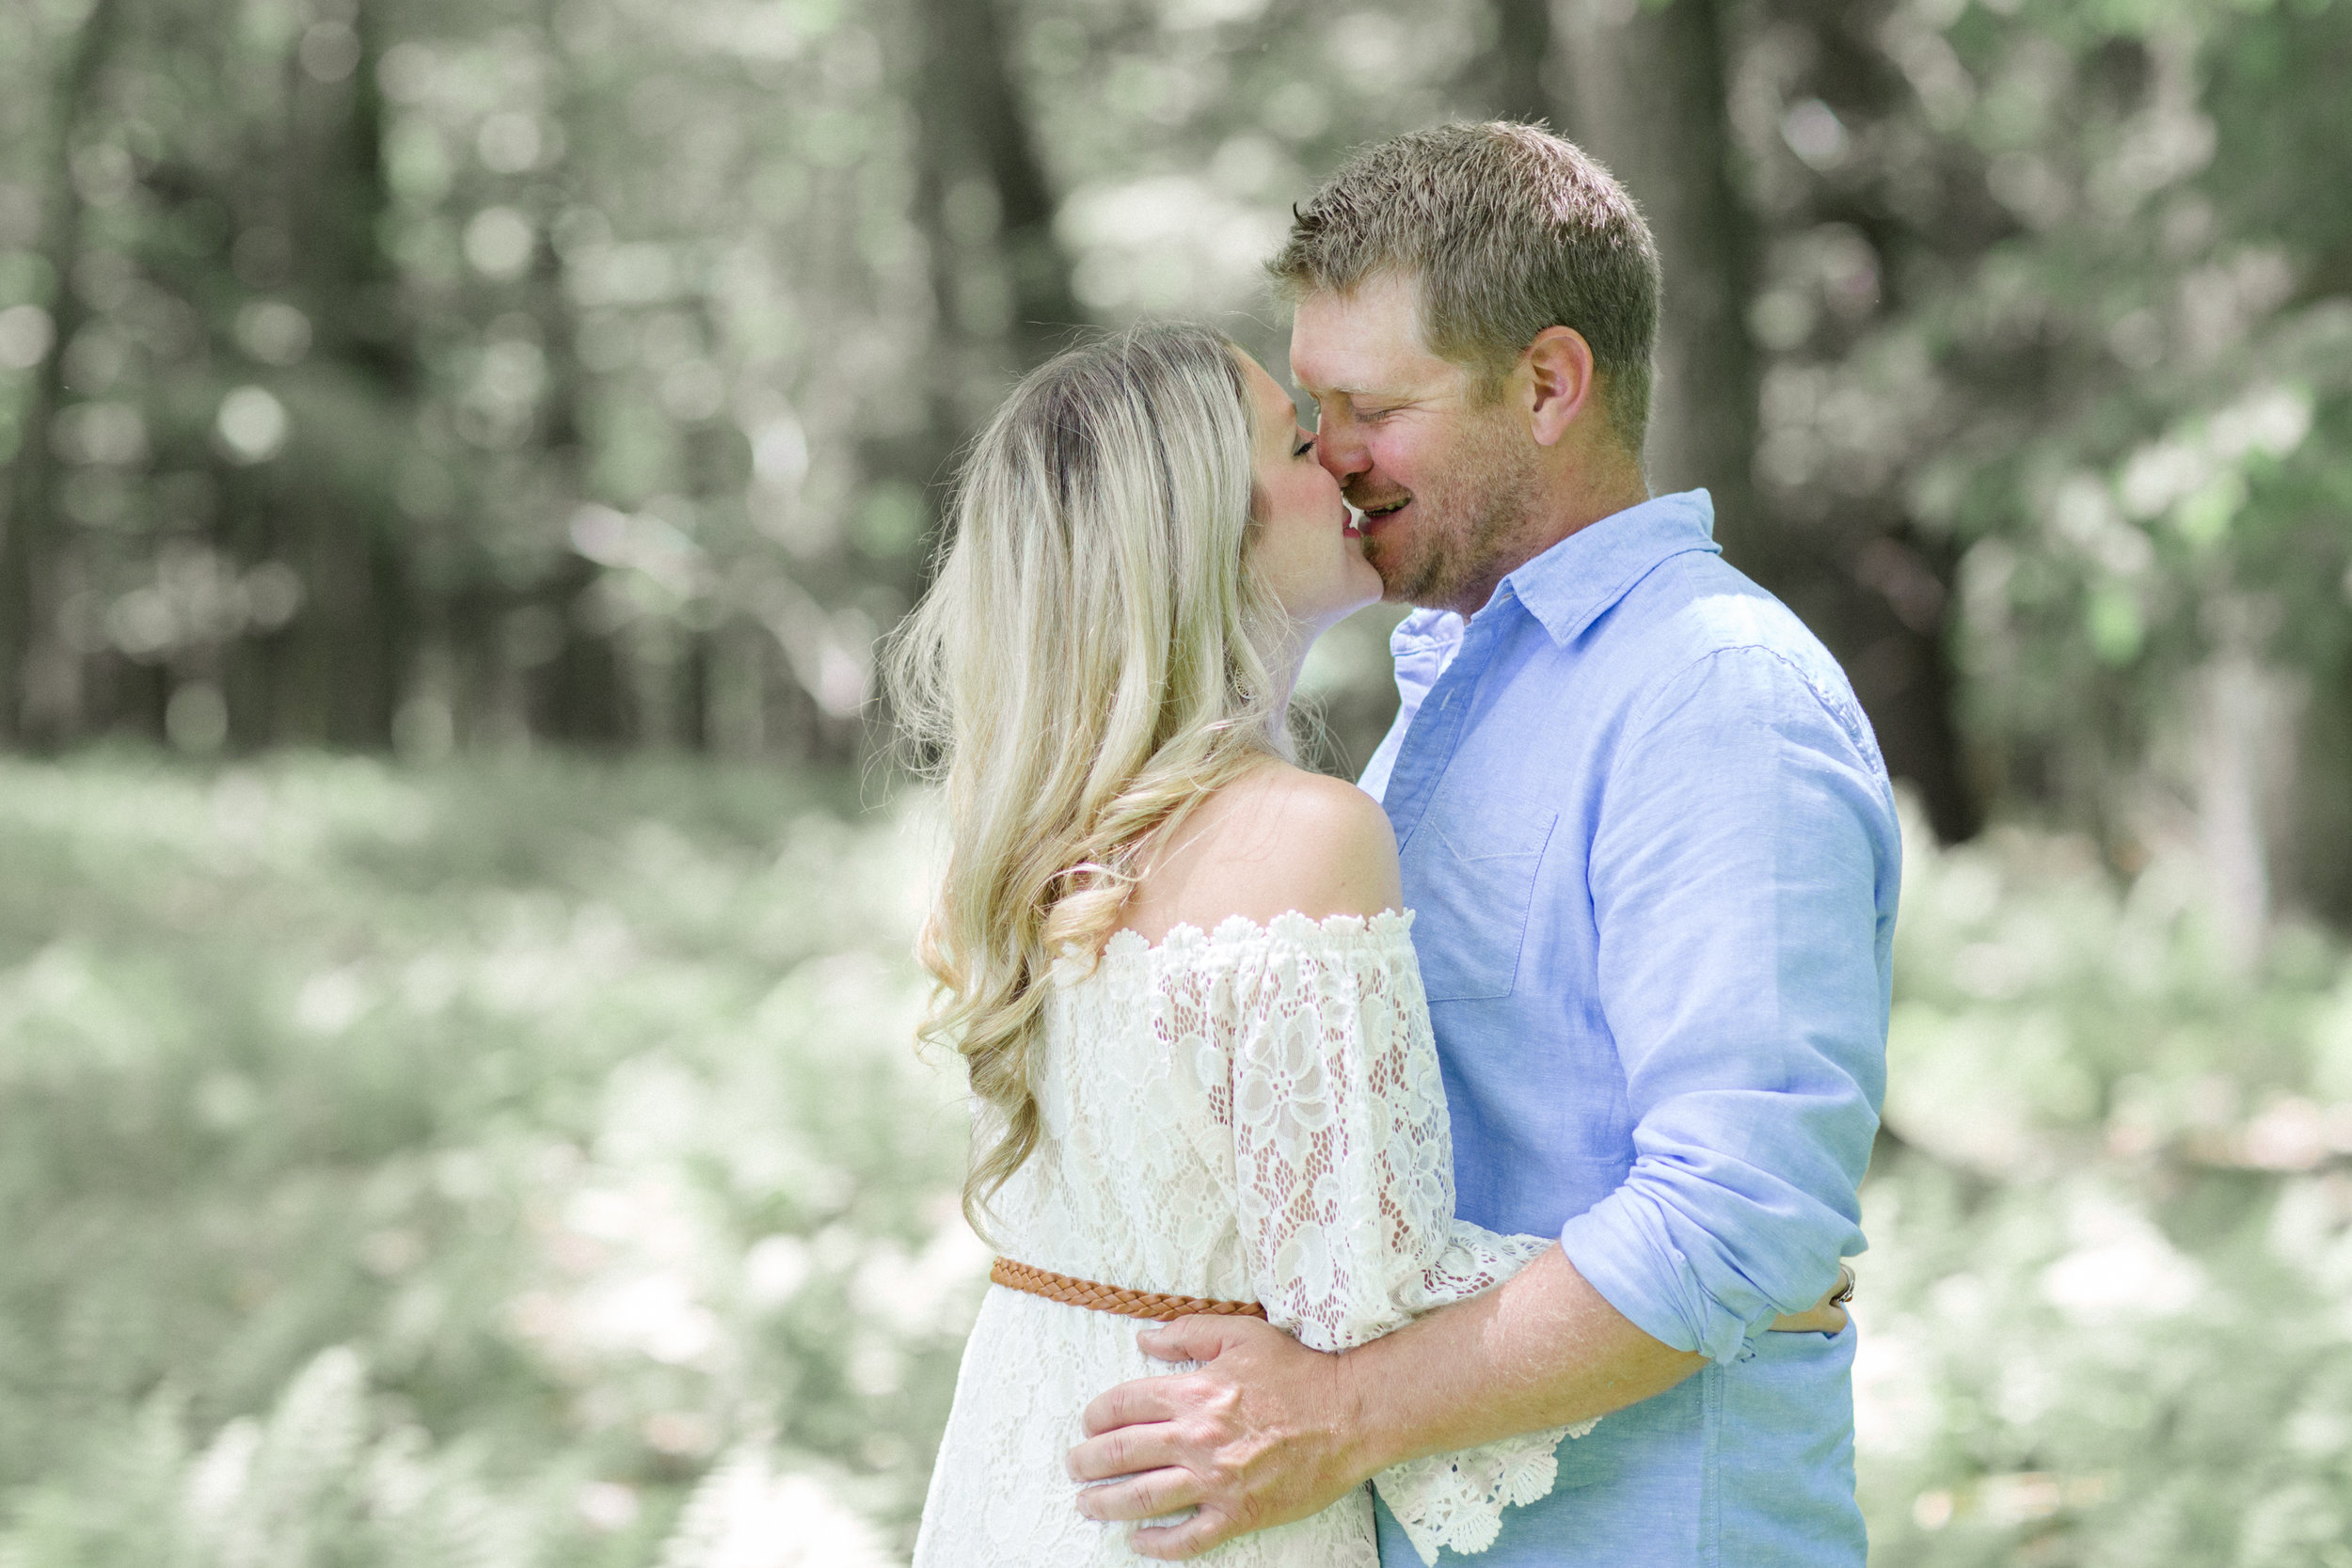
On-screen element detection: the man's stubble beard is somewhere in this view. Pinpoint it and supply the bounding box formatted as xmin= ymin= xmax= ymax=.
xmin=1369 ymin=406 xmax=1538 ymax=615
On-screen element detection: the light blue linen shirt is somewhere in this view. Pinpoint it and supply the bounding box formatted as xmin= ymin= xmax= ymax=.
xmin=1359 ymin=491 xmax=1899 ymax=1567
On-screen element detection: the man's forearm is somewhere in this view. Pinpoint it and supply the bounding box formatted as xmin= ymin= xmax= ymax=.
xmin=1336 ymin=1244 xmax=1706 ymax=1475
xmin=1065 ymin=1245 xmax=1722 ymax=1554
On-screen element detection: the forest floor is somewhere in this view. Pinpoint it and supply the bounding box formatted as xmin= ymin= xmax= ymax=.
xmin=1 ymin=752 xmax=2347 ymax=1567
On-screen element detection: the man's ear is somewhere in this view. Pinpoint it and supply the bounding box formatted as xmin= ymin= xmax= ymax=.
xmin=1523 ymin=326 xmax=1597 ymax=448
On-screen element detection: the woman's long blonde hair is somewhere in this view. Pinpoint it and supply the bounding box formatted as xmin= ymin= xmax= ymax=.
xmin=886 ymin=323 xmax=1290 ymax=1232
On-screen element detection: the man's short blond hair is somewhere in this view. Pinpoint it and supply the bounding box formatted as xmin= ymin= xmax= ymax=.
xmin=1268 ymin=121 xmax=1661 ymax=448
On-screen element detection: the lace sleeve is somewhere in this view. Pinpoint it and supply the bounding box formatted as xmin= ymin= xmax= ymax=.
xmin=1221 ymin=913 xmax=1594 ymax=1565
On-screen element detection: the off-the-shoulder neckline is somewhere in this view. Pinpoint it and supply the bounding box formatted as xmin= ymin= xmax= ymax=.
xmin=1096 ymin=908 xmax=1415 ymax=961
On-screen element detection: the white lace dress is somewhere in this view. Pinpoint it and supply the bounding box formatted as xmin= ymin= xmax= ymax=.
xmin=913 ymin=911 xmax=1589 ymax=1568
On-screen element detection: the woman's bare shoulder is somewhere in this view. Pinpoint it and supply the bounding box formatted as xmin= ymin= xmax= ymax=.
xmin=1120 ymin=761 xmax=1402 ymax=942
xmin=1207 ymin=762 xmax=1396 ymax=862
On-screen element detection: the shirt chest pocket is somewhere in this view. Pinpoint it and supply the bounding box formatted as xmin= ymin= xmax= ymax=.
xmin=1402 ymin=809 xmax=1558 ymax=1003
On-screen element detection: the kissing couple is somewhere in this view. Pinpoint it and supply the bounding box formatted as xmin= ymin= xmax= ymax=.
xmin=894 ymin=121 xmax=1898 ymax=1567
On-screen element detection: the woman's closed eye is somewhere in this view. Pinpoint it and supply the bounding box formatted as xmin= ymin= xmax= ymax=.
xmin=1293 ymin=431 xmax=1316 ymax=458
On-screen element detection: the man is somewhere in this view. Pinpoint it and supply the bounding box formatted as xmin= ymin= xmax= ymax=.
xmin=1066 ymin=123 xmax=1899 ymax=1565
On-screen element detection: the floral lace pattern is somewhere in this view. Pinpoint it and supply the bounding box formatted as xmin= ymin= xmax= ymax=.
xmin=914 ymin=911 xmax=1587 ymax=1567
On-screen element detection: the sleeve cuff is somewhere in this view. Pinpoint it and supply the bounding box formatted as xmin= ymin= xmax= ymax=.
xmin=1559 ymin=1197 xmax=1756 ymax=1367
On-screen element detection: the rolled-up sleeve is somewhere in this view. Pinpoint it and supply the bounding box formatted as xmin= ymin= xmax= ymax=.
xmin=1556 ymin=644 xmax=1898 ymax=1365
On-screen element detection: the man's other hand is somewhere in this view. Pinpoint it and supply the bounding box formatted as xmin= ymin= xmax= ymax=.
xmin=1067 ymin=1315 xmax=1369 ymax=1560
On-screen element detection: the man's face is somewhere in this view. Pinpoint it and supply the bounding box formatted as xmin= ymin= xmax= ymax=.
xmin=1289 ymin=273 xmax=1534 ymax=614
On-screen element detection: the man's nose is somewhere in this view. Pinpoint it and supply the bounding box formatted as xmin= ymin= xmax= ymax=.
xmin=1314 ymin=425 xmax=1367 ymax=483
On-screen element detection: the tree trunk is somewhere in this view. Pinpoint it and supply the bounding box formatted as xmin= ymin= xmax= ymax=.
xmin=0 ymin=0 xmax=123 ymax=746
xmin=1540 ymin=0 xmax=1981 ymax=841
xmin=897 ymin=0 xmax=1084 ymax=505
xmin=280 ymin=7 xmax=410 ymax=750
xmin=2290 ymin=647 xmax=2352 ymax=925
xmin=1481 ymin=0 xmax=1558 ymax=130
xmin=1814 ymin=527 xmax=1982 ymax=841
xmin=2182 ymin=652 xmax=2275 ymax=972
xmin=874 ymin=0 xmax=1087 ymax=701
xmin=1553 ymin=0 xmax=1766 ymax=576
xmin=914 ymin=0 xmax=1084 ymax=372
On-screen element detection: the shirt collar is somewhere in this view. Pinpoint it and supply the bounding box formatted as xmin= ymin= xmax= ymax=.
xmin=1383 ymin=490 xmax=1723 ymax=658
xmin=1502 ymin=489 xmax=1722 ymax=647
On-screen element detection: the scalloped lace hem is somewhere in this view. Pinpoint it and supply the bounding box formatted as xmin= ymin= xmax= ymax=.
xmin=1051 ymin=908 xmax=1418 ymax=985
xmin=1110 ymin=907 xmax=1416 ymax=955
xmin=1374 ymin=1418 xmax=1600 ymax=1566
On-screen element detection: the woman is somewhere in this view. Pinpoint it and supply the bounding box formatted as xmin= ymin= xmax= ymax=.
xmin=892 ymin=324 xmax=1583 ymax=1567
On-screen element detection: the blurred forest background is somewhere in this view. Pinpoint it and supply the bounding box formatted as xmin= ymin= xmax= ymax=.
xmin=2 ymin=0 xmax=2350 ymax=1561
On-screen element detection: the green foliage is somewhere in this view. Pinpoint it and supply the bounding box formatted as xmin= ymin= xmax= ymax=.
xmin=0 ymin=752 xmax=973 ymax=1563
xmin=1750 ymin=0 xmax=2352 ymax=879
xmin=1863 ymin=797 xmax=2352 ymax=1566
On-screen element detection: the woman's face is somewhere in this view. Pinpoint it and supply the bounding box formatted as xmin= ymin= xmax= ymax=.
xmin=1237 ymin=352 xmax=1382 ymax=636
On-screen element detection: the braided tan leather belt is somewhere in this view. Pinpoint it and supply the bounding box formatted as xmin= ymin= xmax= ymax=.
xmin=990 ymin=1257 xmax=1853 ymax=1329
xmin=991 ymin=1258 xmax=1267 ymax=1322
